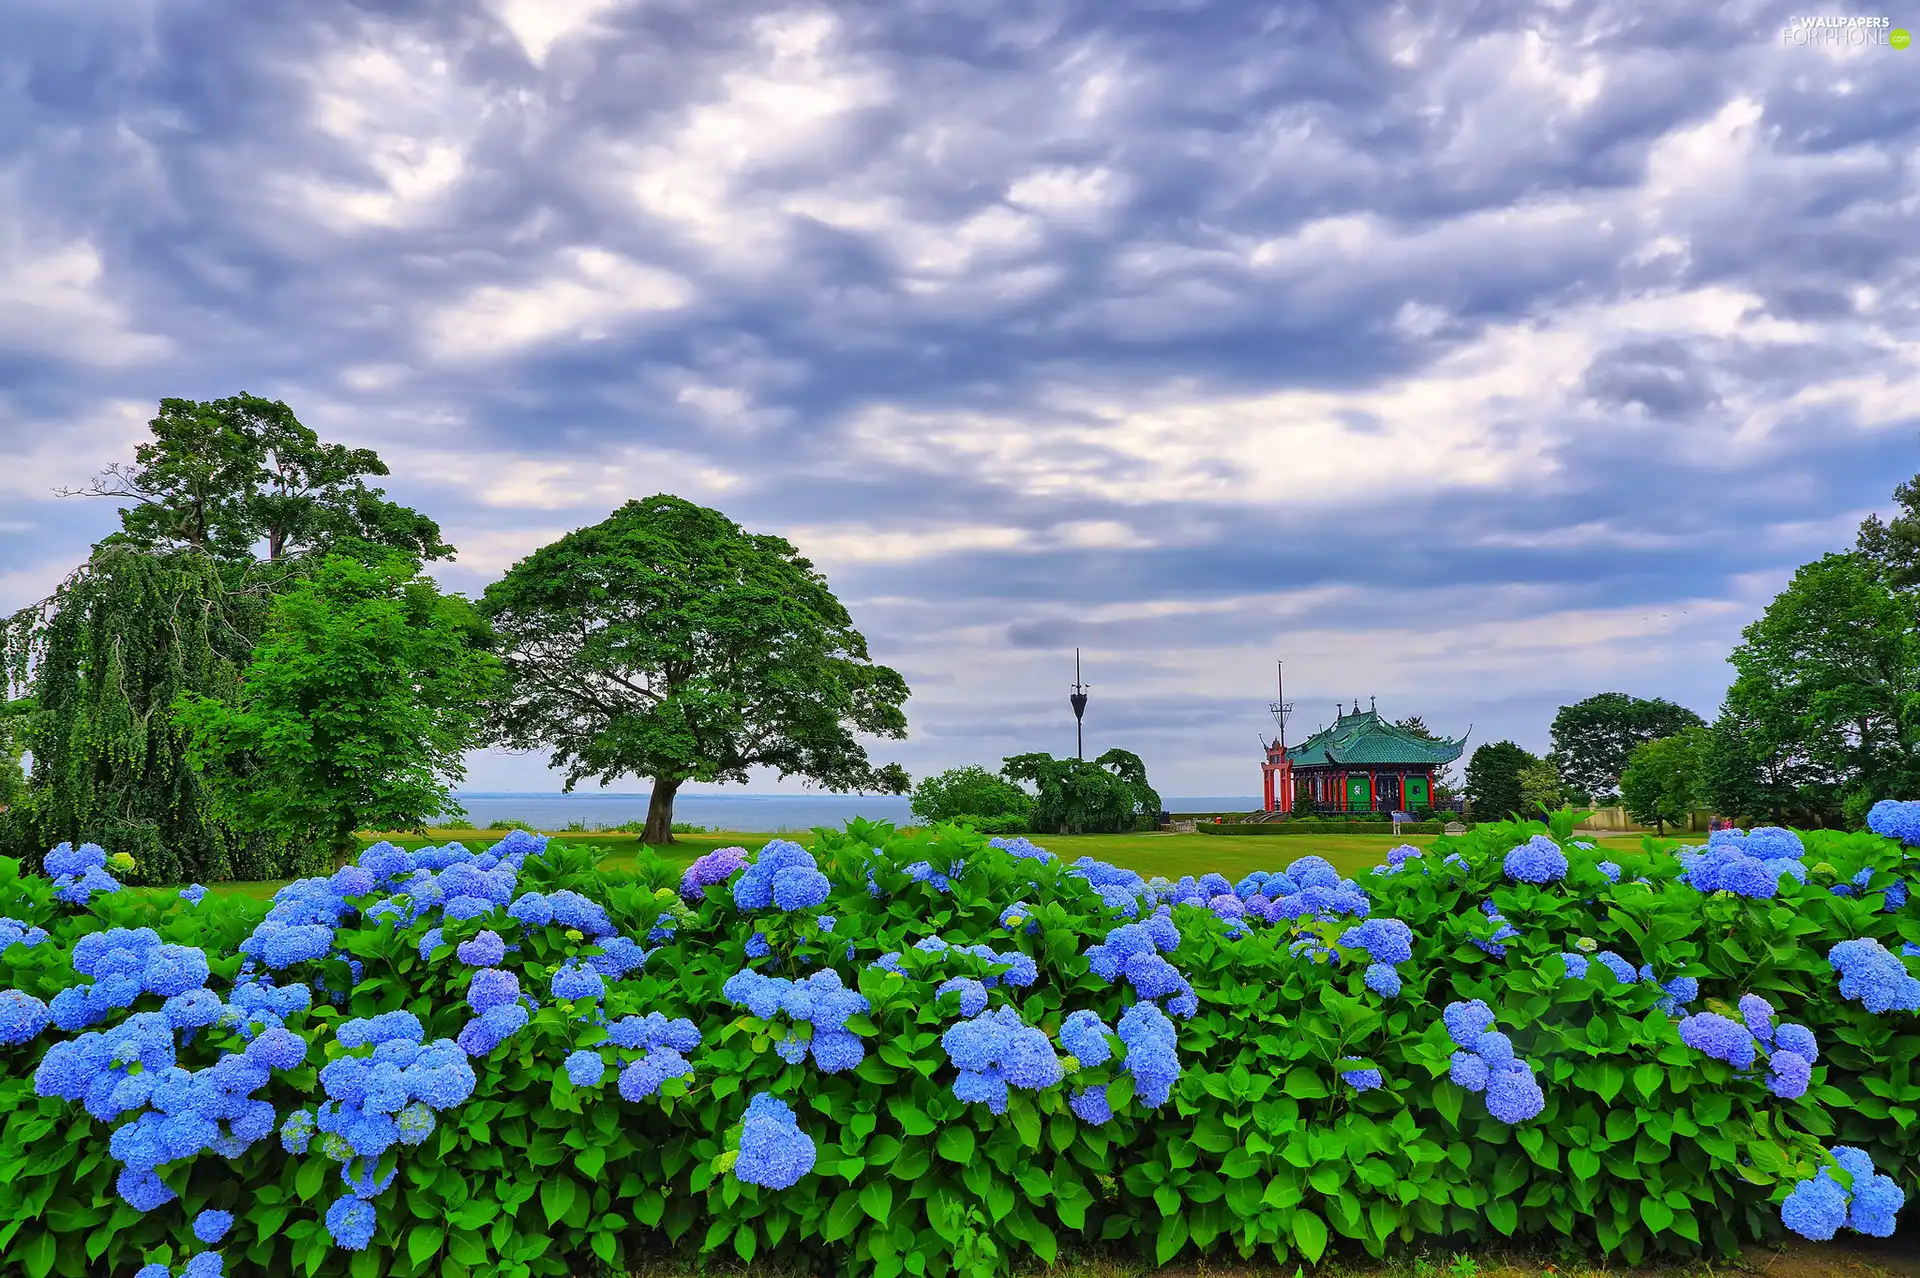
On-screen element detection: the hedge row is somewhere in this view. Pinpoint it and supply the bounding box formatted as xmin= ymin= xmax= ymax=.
xmin=1 ymin=809 xmax=1919 ymax=1278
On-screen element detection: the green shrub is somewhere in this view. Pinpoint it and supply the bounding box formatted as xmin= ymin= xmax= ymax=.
xmin=2 ymin=816 xmax=1918 ymax=1277
xmin=910 ymin=767 xmax=1034 ymax=827
xmin=943 ymin=812 xmax=1028 ymax=836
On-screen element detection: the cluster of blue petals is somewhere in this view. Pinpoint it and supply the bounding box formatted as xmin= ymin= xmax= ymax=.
xmin=1827 ymin=938 xmax=1920 ymax=1013
xmin=734 ymin=1092 xmax=817 ymax=1189
xmin=1781 ymin=1146 xmax=1903 ymax=1239
xmin=1443 ymin=1000 xmax=1545 ymax=1123
xmin=722 ymin=967 xmax=869 ymax=1073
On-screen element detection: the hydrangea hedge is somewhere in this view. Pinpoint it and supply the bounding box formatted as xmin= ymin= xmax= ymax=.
xmin=3 ymin=802 xmax=1920 ymax=1278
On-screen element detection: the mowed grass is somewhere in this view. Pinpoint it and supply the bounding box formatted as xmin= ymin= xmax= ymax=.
xmin=156 ymin=825 xmax=1677 ymax=903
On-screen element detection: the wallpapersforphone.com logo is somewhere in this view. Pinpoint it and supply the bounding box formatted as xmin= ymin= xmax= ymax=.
xmin=1781 ymin=15 xmax=1911 ymax=46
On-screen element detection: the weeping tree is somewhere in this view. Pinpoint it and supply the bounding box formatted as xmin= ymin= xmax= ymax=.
xmin=1000 ymin=749 xmax=1160 ymax=835
xmin=1 ymin=545 xmax=310 ymax=881
xmin=3 ymin=394 xmax=452 ymax=881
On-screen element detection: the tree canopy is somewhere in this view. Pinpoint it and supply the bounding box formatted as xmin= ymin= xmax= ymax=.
xmin=479 ymin=495 xmax=911 ymax=844
xmin=1001 ymin=749 xmax=1160 ymax=835
xmin=1719 ymin=552 xmax=1919 ymax=826
xmin=175 ymin=554 xmax=498 ymax=864
xmin=910 ymin=766 xmax=1034 ymax=827
xmin=1856 ymin=471 xmax=1920 ymax=592
xmin=1547 ymin=692 xmax=1704 ymax=802
xmin=1464 ymin=740 xmax=1536 ymax=822
xmin=64 ymin=394 xmax=451 ymax=565
xmin=1516 ymin=757 xmax=1565 ymax=817
xmin=1619 ymin=730 xmax=1704 ymax=835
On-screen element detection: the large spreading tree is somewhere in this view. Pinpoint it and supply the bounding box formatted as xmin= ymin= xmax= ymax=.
xmin=910 ymin=765 xmax=1035 ymax=828
xmin=479 ymin=495 xmax=911 ymax=845
xmin=3 ymin=395 xmax=452 ymax=880
xmin=1547 ymin=692 xmax=1704 ymax=803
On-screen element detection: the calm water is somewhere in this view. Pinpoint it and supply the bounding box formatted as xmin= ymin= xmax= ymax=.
xmin=449 ymin=792 xmax=1260 ymax=833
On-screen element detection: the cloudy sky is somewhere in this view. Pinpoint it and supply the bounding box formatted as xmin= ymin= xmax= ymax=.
xmin=3 ymin=0 xmax=1916 ymax=799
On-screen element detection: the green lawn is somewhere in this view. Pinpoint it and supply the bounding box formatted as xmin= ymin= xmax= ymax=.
xmin=154 ymin=825 xmax=1677 ymax=902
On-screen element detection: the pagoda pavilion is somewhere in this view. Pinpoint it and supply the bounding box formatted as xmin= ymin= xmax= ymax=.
xmin=1261 ymin=700 xmax=1469 ymax=815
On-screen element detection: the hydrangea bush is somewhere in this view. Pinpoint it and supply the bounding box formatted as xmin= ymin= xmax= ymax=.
xmin=2 ymin=806 xmax=1920 ymax=1277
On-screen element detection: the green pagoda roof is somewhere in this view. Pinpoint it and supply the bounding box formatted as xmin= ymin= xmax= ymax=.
xmin=1285 ymin=708 xmax=1468 ymax=768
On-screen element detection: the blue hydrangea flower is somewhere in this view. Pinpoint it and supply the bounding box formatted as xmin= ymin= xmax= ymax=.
xmin=1059 ymin=1010 xmax=1114 ymax=1067
xmin=1069 ymin=1086 xmax=1111 ymax=1124
xmin=0 ymin=990 xmax=50 ymax=1046
xmin=1442 ymin=1000 xmax=1494 ymax=1048
xmin=326 ymin=1196 xmax=377 ymax=1250
xmin=1560 ymin=953 xmax=1590 ymax=980
xmin=1339 ymin=918 xmax=1413 ymax=965
xmin=1867 ymin=799 xmax=1920 ymax=845
xmin=1504 ymin=835 xmax=1569 ymax=884
xmin=1484 ymin=1061 xmax=1545 ymax=1122
xmin=1116 ymin=1002 xmax=1180 ymax=1108
xmin=1364 ymin=964 xmax=1401 ymax=997
xmin=1782 ymin=1173 xmax=1850 ymax=1240
xmin=193 ymin=1209 xmax=234 ymax=1244
xmin=1767 ymin=1050 xmax=1812 ymax=1099
xmin=1775 ymin=1022 xmax=1818 ymax=1062
xmin=564 ymin=1050 xmax=605 ymax=1087
xmin=550 ymin=962 xmax=605 ymax=1003
xmin=455 ymin=931 xmax=506 ymax=966
xmin=1339 ymin=1059 xmax=1383 ymax=1091
xmin=1678 ymin=1012 xmax=1757 ymax=1070
xmin=734 ymin=1092 xmax=817 ymax=1189
xmin=1596 ymin=861 xmax=1622 ymax=883
xmin=935 ymin=978 xmax=989 ymax=1018
xmin=1829 ymin=938 xmax=1920 ymax=1013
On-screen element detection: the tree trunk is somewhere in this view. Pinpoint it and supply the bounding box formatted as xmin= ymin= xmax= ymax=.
xmin=332 ymin=820 xmax=359 ymax=872
xmin=642 ymin=779 xmax=681 ymax=846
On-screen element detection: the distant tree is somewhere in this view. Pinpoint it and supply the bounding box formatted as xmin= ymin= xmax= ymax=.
xmin=911 ymin=766 xmax=1034 ymax=827
xmin=1393 ymin=715 xmax=1435 ymax=740
xmin=1619 ymin=730 xmax=1704 ymax=835
xmin=479 ymin=496 xmax=911 ymax=845
xmin=175 ymin=554 xmax=499 ymax=868
xmin=1722 ymin=552 xmax=1919 ymax=819
xmin=1548 ymin=693 xmax=1705 ymax=802
xmin=1001 ymin=749 xmax=1160 ymax=835
xmin=62 ymin=394 xmax=451 ymax=564
xmin=1517 ymin=757 xmax=1565 ymax=817
xmin=1465 ymin=741 xmax=1536 ymax=822
xmin=1857 ymin=472 xmax=1920 ymax=592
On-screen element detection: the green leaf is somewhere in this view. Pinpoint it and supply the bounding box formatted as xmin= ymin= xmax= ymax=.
xmin=825 ymin=1190 xmax=864 ymax=1242
xmin=1486 ymin=1198 xmax=1518 ymax=1236
xmin=734 ymin=1223 xmax=757 ymax=1263
xmin=1291 ymin=1209 xmax=1328 ymax=1262
xmin=1568 ymin=1147 xmax=1601 ymax=1181
xmin=541 ymin=1175 xmax=576 ymax=1227
xmin=1156 ymin=1212 xmax=1189 ymax=1265
xmin=409 ymin=1225 xmax=445 ymax=1268
xmin=936 ymin=1127 xmax=975 ymax=1164
xmin=21 ymin=1229 xmax=53 ymax=1278
xmin=1640 ymin=1195 xmax=1675 ymax=1233
xmin=894 ymin=1102 xmax=936 ymax=1137
xmin=861 ymin=1180 xmax=894 ymax=1222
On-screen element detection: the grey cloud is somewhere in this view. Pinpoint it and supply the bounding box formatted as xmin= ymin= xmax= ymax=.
xmin=0 ymin=0 xmax=1916 ymax=791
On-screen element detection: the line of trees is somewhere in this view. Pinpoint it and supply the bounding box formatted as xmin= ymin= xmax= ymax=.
xmin=1460 ymin=468 xmax=1920 ymax=830
xmin=2 ymin=396 xmax=912 ymax=880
